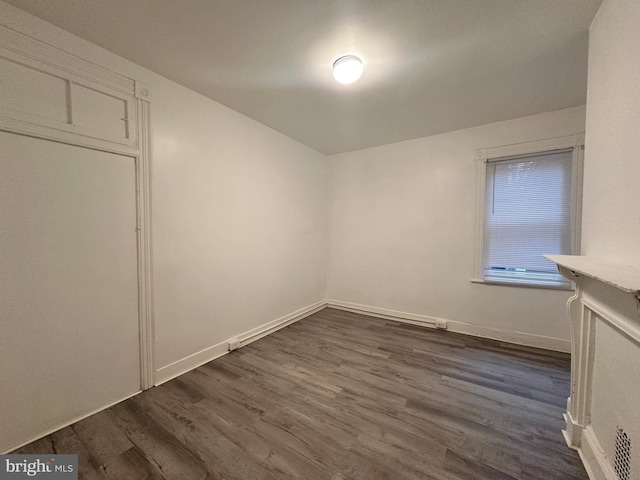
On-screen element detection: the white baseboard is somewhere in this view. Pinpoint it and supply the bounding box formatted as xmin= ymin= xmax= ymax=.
xmin=446 ymin=319 xmax=571 ymax=353
xmin=155 ymin=340 xmax=230 ymax=386
xmin=2 ymin=390 xmax=141 ymax=454
xmin=326 ymin=300 xmax=440 ymax=328
xmin=580 ymin=426 xmax=617 ymax=480
xmin=236 ymin=300 xmax=326 ymax=345
xmin=325 ymin=299 xmax=571 ymax=353
xmin=155 ymin=300 xmax=326 ymax=385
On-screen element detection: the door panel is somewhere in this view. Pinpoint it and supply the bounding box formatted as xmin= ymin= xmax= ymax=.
xmin=0 ymin=131 xmax=140 ymax=452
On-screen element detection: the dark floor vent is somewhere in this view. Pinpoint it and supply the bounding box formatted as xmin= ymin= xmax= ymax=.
xmin=615 ymin=427 xmax=631 ymax=480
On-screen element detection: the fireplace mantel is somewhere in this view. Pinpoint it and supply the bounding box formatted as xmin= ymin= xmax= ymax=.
xmin=546 ymin=254 xmax=640 ymax=296
xmin=546 ymin=254 xmax=640 ymax=480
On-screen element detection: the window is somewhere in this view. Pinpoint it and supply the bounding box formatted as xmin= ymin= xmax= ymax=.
xmin=473 ymin=135 xmax=583 ymax=289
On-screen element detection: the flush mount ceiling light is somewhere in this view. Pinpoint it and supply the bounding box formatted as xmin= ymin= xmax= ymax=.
xmin=333 ymin=55 xmax=364 ymax=84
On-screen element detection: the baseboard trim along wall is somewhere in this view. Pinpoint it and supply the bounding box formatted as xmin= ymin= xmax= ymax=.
xmin=325 ymin=299 xmax=571 ymax=353
xmin=155 ymin=300 xmax=326 ymax=385
xmin=155 ymin=339 xmax=230 ymax=387
xmin=326 ymin=300 xmax=440 ymax=328
xmin=446 ymin=319 xmax=571 ymax=353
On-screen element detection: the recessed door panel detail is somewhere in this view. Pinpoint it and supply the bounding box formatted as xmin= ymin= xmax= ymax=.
xmin=0 ymin=58 xmax=69 ymax=123
xmin=0 ymin=30 xmax=138 ymax=149
xmin=72 ymin=83 xmax=129 ymax=139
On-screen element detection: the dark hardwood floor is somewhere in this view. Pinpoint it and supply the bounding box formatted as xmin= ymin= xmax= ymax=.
xmin=14 ymin=308 xmax=588 ymax=480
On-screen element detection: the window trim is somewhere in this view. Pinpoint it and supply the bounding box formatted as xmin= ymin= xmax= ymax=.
xmin=472 ymin=134 xmax=584 ymax=290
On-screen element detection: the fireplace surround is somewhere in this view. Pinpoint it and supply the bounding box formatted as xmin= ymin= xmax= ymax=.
xmin=547 ymin=255 xmax=640 ymax=480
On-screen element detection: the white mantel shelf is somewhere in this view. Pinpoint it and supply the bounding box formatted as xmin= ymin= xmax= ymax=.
xmin=545 ymin=254 xmax=640 ymax=295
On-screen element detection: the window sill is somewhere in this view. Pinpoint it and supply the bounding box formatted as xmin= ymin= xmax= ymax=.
xmin=470 ymin=277 xmax=575 ymax=291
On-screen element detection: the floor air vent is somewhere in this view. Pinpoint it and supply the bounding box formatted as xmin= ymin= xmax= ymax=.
xmin=615 ymin=427 xmax=631 ymax=480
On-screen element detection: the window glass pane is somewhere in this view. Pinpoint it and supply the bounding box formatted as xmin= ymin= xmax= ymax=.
xmin=483 ymin=148 xmax=573 ymax=286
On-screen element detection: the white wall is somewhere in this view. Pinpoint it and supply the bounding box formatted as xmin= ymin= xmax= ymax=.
xmin=582 ymin=0 xmax=640 ymax=267
xmin=0 ymin=2 xmax=328 ymax=381
xmin=150 ymin=78 xmax=328 ymax=372
xmin=327 ymin=106 xmax=586 ymax=343
xmin=579 ymin=2 xmax=640 ymax=478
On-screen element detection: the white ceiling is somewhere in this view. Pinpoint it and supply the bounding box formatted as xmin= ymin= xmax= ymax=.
xmin=5 ymin=0 xmax=601 ymax=155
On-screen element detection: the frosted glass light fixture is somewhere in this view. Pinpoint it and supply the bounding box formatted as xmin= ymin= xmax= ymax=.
xmin=333 ymin=55 xmax=363 ymax=84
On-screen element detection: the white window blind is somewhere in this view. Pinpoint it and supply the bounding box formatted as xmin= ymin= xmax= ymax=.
xmin=483 ymin=148 xmax=574 ymax=287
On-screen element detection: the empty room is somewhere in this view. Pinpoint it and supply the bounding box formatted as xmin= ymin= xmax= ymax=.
xmin=1 ymin=0 xmax=639 ymax=479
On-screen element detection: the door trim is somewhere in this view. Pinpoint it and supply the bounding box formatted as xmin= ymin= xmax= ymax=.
xmin=0 ymin=23 xmax=155 ymax=389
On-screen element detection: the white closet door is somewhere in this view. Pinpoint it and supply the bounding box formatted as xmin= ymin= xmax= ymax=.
xmin=0 ymin=131 xmax=141 ymax=452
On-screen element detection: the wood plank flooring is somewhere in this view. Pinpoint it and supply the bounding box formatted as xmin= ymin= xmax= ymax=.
xmin=13 ymin=308 xmax=588 ymax=480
